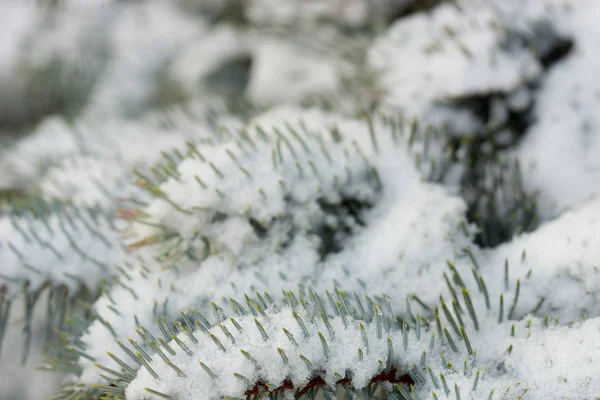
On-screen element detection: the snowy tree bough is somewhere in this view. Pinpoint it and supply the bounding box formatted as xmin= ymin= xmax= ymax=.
xmin=2 ymin=2 xmax=600 ymax=399
xmin=115 ymin=108 xmax=457 ymax=265
xmin=89 ymin=286 xmax=501 ymax=399
xmin=0 ymin=199 xmax=125 ymax=363
xmin=86 ymin=264 xmax=599 ymax=400
xmin=29 ymin=108 xmax=597 ymax=400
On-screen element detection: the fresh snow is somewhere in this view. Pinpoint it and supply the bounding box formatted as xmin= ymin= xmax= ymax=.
xmin=2 ymin=0 xmax=600 ymax=399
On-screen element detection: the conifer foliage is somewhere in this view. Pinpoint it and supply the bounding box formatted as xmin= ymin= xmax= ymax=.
xmin=1 ymin=1 xmax=600 ymax=399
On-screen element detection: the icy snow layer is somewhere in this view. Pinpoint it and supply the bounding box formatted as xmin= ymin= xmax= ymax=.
xmin=0 ymin=206 xmax=124 ymax=295
xmin=246 ymin=0 xmax=413 ymax=29
xmin=482 ymin=196 xmax=600 ymax=321
xmin=510 ymin=0 xmax=600 ymax=218
xmin=368 ymin=0 xmax=542 ymax=134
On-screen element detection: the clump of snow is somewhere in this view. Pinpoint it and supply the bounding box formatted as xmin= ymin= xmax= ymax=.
xmin=125 ymin=106 xmax=454 ymax=251
xmin=507 ymin=0 xmax=600 ymax=218
xmin=123 ymin=289 xmax=430 ymax=399
xmin=110 ymin=106 xmax=470 ymax=323
xmin=508 ymin=317 xmax=600 ymax=399
xmin=481 ymin=196 xmax=600 ymax=321
xmin=315 ymin=180 xmax=472 ymax=314
xmin=415 ymin=258 xmax=600 ymax=399
xmin=368 ymin=1 xmax=542 ymax=133
xmin=434 ymin=297 xmax=600 ymax=400
xmin=122 ymin=279 xmax=600 ymax=399
xmin=370 ymin=0 xmax=600 ymax=218
xmin=429 ymin=306 xmax=600 ymax=400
